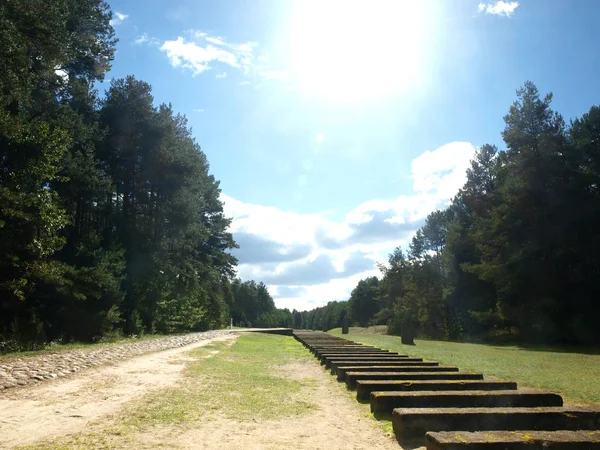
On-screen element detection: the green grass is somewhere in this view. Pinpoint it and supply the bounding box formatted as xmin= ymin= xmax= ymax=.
xmin=21 ymin=333 xmax=319 ymax=450
xmin=129 ymin=334 xmax=318 ymax=425
xmin=329 ymin=327 xmax=600 ymax=406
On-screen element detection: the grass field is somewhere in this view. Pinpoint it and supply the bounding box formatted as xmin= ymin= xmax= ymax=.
xmin=22 ymin=334 xmax=320 ymax=449
xmin=127 ymin=333 xmax=318 ymax=425
xmin=329 ymin=327 xmax=600 ymax=406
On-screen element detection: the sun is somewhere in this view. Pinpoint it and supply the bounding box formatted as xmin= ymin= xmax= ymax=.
xmin=288 ymin=0 xmax=430 ymax=102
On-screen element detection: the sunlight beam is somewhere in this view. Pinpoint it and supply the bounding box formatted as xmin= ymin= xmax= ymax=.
xmin=289 ymin=0 xmax=430 ymax=101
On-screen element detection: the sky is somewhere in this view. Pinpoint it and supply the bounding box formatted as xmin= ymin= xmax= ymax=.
xmin=102 ymin=0 xmax=600 ymax=311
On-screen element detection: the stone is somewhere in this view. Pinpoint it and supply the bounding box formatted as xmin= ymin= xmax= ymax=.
xmin=334 ymin=363 xmax=441 ymax=379
xmin=319 ymin=353 xmax=405 ymax=364
xmin=325 ymin=357 xmax=423 ymax=369
xmin=393 ymin=406 xmax=600 ymax=439
xmin=425 ymin=430 xmax=600 ymax=449
xmin=346 ymin=370 xmax=477 ymax=389
xmin=356 ymin=380 xmax=517 ymax=400
xmin=370 ymin=390 xmax=563 ymax=415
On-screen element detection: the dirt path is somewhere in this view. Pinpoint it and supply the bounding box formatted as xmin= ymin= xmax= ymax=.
xmin=0 ymin=335 xmax=401 ymax=450
xmin=172 ymin=360 xmax=401 ymax=450
xmin=0 ymin=333 xmax=237 ymax=449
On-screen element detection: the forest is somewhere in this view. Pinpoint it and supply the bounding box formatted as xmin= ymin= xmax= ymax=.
xmin=0 ymin=0 xmax=294 ymax=352
xmin=3 ymin=1 xmax=599 ymax=351
xmin=299 ymin=82 xmax=600 ymax=345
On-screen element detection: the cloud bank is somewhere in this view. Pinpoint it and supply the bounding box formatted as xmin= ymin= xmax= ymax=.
xmin=223 ymin=141 xmax=477 ymax=311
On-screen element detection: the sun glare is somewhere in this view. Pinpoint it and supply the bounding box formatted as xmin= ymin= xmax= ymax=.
xmin=289 ymin=0 xmax=429 ymax=101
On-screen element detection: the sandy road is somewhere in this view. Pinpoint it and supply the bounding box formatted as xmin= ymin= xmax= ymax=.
xmin=0 ymin=333 xmax=237 ymax=449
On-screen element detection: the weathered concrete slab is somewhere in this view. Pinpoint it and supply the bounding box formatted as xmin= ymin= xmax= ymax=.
xmin=346 ymin=370 xmax=473 ymax=389
xmin=311 ymin=344 xmax=374 ymax=349
xmin=393 ymin=406 xmax=600 ymax=439
xmin=319 ymin=353 xmax=406 ymax=363
xmin=307 ymin=342 xmax=363 ymax=346
xmin=316 ymin=350 xmax=392 ymax=358
xmin=325 ymin=357 xmax=423 ymax=369
xmin=318 ymin=352 xmax=398 ymax=361
xmin=334 ymin=363 xmax=441 ymax=379
xmin=357 ymin=380 xmax=517 ymax=400
xmin=371 ymin=390 xmax=563 ymax=414
xmin=310 ymin=346 xmax=375 ymax=354
xmin=348 ymin=366 xmax=460 ymax=380
xmin=425 ymin=430 xmax=600 ymax=449
xmin=314 ymin=346 xmax=383 ymax=350
xmin=302 ymin=337 xmax=357 ymax=341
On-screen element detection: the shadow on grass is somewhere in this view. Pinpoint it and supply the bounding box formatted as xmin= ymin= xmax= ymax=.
xmin=332 ymin=326 xmax=600 ymax=356
xmin=494 ymin=343 xmax=600 ymax=356
xmin=372 ymin=411 xmax=393 ymax=421
xmin=381 ymin=335 xmax=600 ymax=357
xmin=371 ymin=410 xmax=425 ymax=450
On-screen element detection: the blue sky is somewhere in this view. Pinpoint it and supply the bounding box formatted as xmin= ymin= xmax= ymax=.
xmin=102 ymin=0 xmax=600 ymax=311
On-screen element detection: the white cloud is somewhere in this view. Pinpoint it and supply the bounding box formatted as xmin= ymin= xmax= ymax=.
xmin=134 ymin=34 xmax=148 ymax=45
xmin=223 ymin=141 xmax=477 ymax=311
xmin=411 ymin=141 xmax=476 ymax=195
xmin=239 ymin=80 xmax=251 ymax=86
xmin=110 ymin=11 xmax=129 ymax=26
xmin=477 ymin=1 xmax=519 ymax=17
xmin=159 ymin=31 xmax=257 ymax=77
xmin=316 ymin=133 xmax=324 ymax=144
xmin=192 ymin=108 xmax=204 ymax=113
xmin=160 ymin=37 xmax=237 ymax=75
xmin=205 ymin=36 xmax=226 ymax=46
xmin=157 ymin=31 xmax=286 ymax=84
xmin=134 ymin=33 xmax=160 ymax=46
xmin=273 ymin=271 xmax=379 ymax=311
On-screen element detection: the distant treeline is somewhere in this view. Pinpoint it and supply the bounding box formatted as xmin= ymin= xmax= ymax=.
xmin=300 ymin=82 xmax=600 ymax=345
xmin=230 ymin=279 xmax=294 ymax=329
xmin=292 ymin=301 xmax=349 ymax=331
xmin=0 ymin=0 xmax=286 ymax=352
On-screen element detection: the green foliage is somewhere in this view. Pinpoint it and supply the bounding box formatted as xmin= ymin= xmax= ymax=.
xmin=294 ymin=300 xmax=349 ymax=331
xmin=307 ymin=81 xmax=600 ymax=345
xmin=227 ymin=279 xmax=292 ymax=328
xmin=348 ymin=276 xmax=380 ymax=327
xmin=0 ymin=2 xmax=240 ymax=350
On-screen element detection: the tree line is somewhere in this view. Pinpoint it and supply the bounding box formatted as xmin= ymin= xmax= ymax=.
xmin=229 ymin=279 xmax=294 ymax=329
xmin=292 ymin=301 xmax=349 ymax=331
xmin=0 ymin=0 xmax=286 ymax=352
xmin=301 ymin=82 xmax=600 ymax=346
